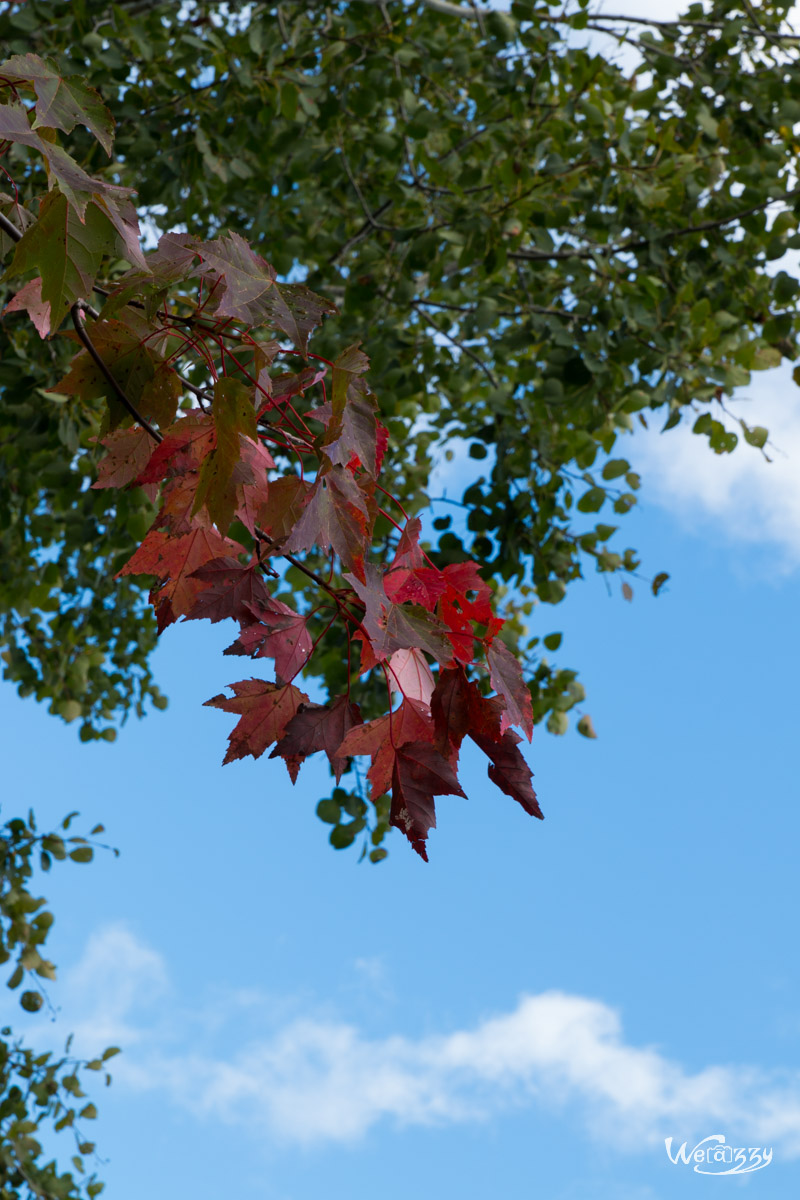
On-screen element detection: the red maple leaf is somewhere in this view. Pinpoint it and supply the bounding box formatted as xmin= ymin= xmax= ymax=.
xmin=337 ymin=697 xmax=434 ymax=800
xmin=285 ymin=465 xmax=371 ymax=581
xmin=269 ymin=695 xmax=362 ymax=784
xmin=92 ymin=426 xmax=157 ymax=491
xmin=184 ymin=556 xmax=272 ymax=624
xmin=430 ymin=665 xmax=471 ymax=761
xmin=136 ymin=411 xmax=215 ymax=486
xmin=323 ymin=377 xmax=379 ymax=477
xmin=384 ymin=565 xmax=446 ymax=611
xmin=204 ymin=679 xmax=309 ymax=763
xmin=470 ymin=726 xmax=542 ymax=820
xmin=391 ymin=742 xmax=466 ymax=861
xmin=390 ymin=517 xmax=425 ymax=570
xmin=117 ymin=525 xmax=243 ymax=632
xmin=235 ymin=436 xmax=274 ymax=536
xmin=487 ymin=637 xmax=534 ymax=740
xmin=155 ymin=472 xmax=213 ymax=535
xmin=4 ymin=277 xmax=51 ymax=338
xmin=255 ymin=475 xmax=310 ymax=544
xmin=224 ymin=597 xmax=312 ymax=683
xmin=345 ymin=564 xmax=453 ymax=665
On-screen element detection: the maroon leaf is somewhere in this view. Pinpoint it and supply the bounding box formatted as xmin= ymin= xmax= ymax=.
xmin=337 ymin=698 xmax=435 ymax=800
xmin=109 ymin=232 xmax=199 ymax=311
xmin=197 ymin=231 xmax=336 ymax=350
xmin=323 ymin=377 xmax=379 ymax=475
xmin=136 ymin=411 xmax=215 ymax=486
xmin=255 ymin=475 xmax=310 ymax=543
xmin=204 ymin=680 xmax=308 ymax=764
xmin=92 ymin=427 xmax=157 ymax=491
xmin=322 ymin=345 xmax=378 ymax=475
xmin=196 ymin=231 xmax=277 ymax=322
xmin=117 ymin=525 xmax=243 ymax=632
xmin=264 ymin=364 xmax=327 ymax=415
xmin=487 ymin=638 xmax=534 ymax=740
xmin=344 ymin=565 xmax=453 ymax=664
xmin=235 ymin=436 xmax=274 ymax=535
xmin=390 ymin=517 xmax=425 ymax=570
xmin=257 ymin=281 xmax=338 ymax=357
xmin=225 ymin=597 xmax=312 ymax=684
xmin=3 ymin=277 xmax=51 ymax=338
xmin=270 ymin=695 xmax=362 ymax=783
xmin=184 ymin=557 xmax=272 ymax=624
xmin=375 ymin=420 xmax=389 ymax=475
xmin=469 ymin=727 xmax=542 ymax=820
xmin=156 ymin=473 xmax=213 ymax=535
xmin=285 ymin=466 xmax=370 ymax=580
xmin=391 ymin=742 xmax=467 ymax=861
xmin=430 ymin=666 xmax=471 ymax=758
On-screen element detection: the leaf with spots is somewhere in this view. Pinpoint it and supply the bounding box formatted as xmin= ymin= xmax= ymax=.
xmin=204 ymin=680 xmax=309 ymax=764
xmin=270 ymin=696 xmax=362 ymax=783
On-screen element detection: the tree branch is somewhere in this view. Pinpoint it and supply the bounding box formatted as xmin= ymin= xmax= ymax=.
xmin=327 ymin=200 xmax=394 ymax=265
xmin=70 ymin=305 xmax=163 ymax=443
xmin=0 ymin=208 xmax=21 ymax=243
xmin=510 ymin=188 xmax=800 ymax=263
xmin=414 ymin=307 xmax=500 ymax=388
xmin=412 ymin=297 xmax=577 ymax=320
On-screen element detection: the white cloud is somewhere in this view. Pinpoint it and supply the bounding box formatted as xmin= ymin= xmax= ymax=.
xmin=632 ymin=364 xmax=800 ymax=566
xmin=40 ymin=926 xmax=800 ymax=1155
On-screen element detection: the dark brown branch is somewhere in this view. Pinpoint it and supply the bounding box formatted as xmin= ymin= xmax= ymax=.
xmin=339 ymin=148 xmax=396 ymax=234
xmin=0 ymin=208 xmax=22 ymax=243
xmin=550 ymin=10 xmax=800 ymax=40
xmin=412 ymin=297 xmax=577 ymax=320
xmin=510 ymin=187 xmax=800 ymax=264
xmin=327 ymin=200 xmax=394 ymax=265
xmin=414 ymin=307 xmax=500 ymax=388
xmin=70 ymin=305 xmax=162 ymax=443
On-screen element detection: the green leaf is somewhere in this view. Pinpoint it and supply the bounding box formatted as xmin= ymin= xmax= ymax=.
xmin=577 ymin=487 xmax=605 ymax=513
xmin=6 ymin=191 xmax=114 ymax=330
xmin=6 ymin=965 xmax=23 ymax=990
xmin=651 ymin=571 xmax=670 ymax=597
xmin=742 ymin=423 xmax=768 ymax=449
xmin=0 ymin=53 xmax=115 ymax=152
xmin=316 ymin=798 xmax=341 ymax=824
xmin=329 ymin=823 xmax=358 ymax=849
xmin=601 ymin=458 xmax=629 ymax=480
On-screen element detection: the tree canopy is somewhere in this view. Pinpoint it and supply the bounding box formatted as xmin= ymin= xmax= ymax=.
xmin=4 ymin=0 xmax=800 ymax=746
xmin=1 ymin=0 xmax=800 ymax=1194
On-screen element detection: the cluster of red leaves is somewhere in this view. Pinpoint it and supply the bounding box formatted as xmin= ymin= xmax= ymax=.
xmin=0 ymin=55 xmax=541 ymax=860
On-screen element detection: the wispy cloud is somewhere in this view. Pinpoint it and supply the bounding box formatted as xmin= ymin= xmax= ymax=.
xmin=31 ymin=925 xmax=800 ymax=1155
xmin=632 ymin=364 xmax=800 ymax=567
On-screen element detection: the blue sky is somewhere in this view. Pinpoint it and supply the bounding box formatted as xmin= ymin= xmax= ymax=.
xmin=3 ymin=353 xmax=800 ymax=1197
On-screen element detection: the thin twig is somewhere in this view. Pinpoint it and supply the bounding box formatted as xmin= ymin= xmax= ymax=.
xmin=510 ymin=187 xmax=800 ymax=263
xmin=416 ymin=308 xmax=500 ymax=388
xmin=327 ymin=200 xmax=394 ymax=265
xmin=70 ymin=305 xmax=162 ymax=442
